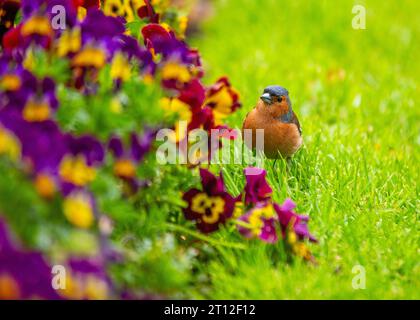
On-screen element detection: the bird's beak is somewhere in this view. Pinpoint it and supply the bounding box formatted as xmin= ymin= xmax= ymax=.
xmin=260 ymin=93 xmax=272 ymax=104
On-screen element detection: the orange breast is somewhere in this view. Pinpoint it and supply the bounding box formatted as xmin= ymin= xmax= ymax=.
xmin=243 ymin=109 xmax=302 ymax=158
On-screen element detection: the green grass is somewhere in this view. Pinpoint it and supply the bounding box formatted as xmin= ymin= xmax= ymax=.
xmin=190 ymin=0 xmax=419 ymax=299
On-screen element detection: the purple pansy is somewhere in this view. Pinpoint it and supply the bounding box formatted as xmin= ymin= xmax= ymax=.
xmin=2 ymin=72 xmax=59 ymax=123
xmin=18 ymin=120 xmax=65 ymax=172
xmin=81 ymin=9 xmax=125 ymax=42
xmin=58 ymin=134 xmax=104 ymax=192
xmin=57 ymin=256 xmax=113 ymax=300
xmin=274 ymin=198 xmax=317 ymax=242
xmin=0 ymin=218 xmax=61 ymax=299
xmin=237 ymin=202 xmax=279 ymax=244
xmin=65 ymin=134 xmax=105 ymax=167
xmin=108 ymin=130 xmax=155 ymax=195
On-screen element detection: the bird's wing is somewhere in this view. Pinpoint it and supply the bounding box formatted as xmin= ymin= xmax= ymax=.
xmin=291 ymin=111 xmax=302 ymax=135
xmin=242 ymin=110 xmax=252 ymax=130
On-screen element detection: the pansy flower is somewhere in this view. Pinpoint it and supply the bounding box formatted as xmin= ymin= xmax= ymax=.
xmin=188 ymin=105 xmax=215 ymax=132
xmin=108 ymin=131 xmax=154 ymax=180
xmin=182 ymin=168 xmax=235 ymax=233
xmin=160 ymin=59 xmax=192 ymax=90
xmin=107 ymin=34 xmax=156 ymax=90
xmin=20 ymin=15 xmax=53 ymax=49
xmin=141 ymin=23 xmax=173 ymax=57
xmin=286 ymin=230 xmax=315 ymax=262
xmin=0 ymin=58 xmax=28 ymax=93
xmin=0 ymin=218 xmax=61 ymax=299
xmin=81 ymin=9 xmax=126 ymax=42
xmin=204 ymin=77 xmax=241 ymax=125
xmin=15 ymin=120 xmax=67 ymax=198
xmin=70 ymin=10 xmax=126 ymax=91
xmin=237 ymin=202 xmax=279 ymax=243
xmin=2 ymin=0 xmax=79 ymax=51
xmin=1 ymin=70 xmax=59 ymax=122
xmin=22 ymin=76 xmax=59 ymax=122
xmin=58 ymin=257 xmax=113 ymax=300
xmin=110 ymin=51 xmax=131 ymax=89
xmin=56 ymin=26 xmax=82 ymax=57
xmin=159 ymin=79 xmax=205 ymax=141
xmin=159 ymin=97 xmax=192 ymax=142
xmin=116 ymin=34 xmax=156 ymax=75
xmin=22 ymin=0 xmax=79 ymax=28
xmin=243 ymin=167 xmax=273 ymax=205
xmin=0 ymin=122 xmax=21 ymax=162
xmin=137 ymin=0 xmax=160 ymax=23
xmin=63 ymin=190 xmax=96 ymax=229
xmin=0 ymin=110 xmax=22 ymax=162
xmin=274 ymin=198 xmax=317 ymax=242
xmin=141 ymin=22 xmax=202 ymax=89
xmin=103 ymin=0 xmax=142 ymax=23
xmin=71 ymin=48 xmax=104 ymax=92
xmin=72 ymin=44 xmax=107 ymax=68
xmin=178 ymin=78 xmax=205 ymax=110
xmin=59 ymin=134 xmax=104 ymax=189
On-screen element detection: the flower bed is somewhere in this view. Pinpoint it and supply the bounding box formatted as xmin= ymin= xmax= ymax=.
xmin=0 ymin=0 xmax=316 ymax=299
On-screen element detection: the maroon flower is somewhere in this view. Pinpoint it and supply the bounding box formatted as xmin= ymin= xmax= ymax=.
xmin=182 ymin=168 xmax=235 ymax=233
xmin=243 ymin=167 xmax=273 ymax=205
xmin=178 ymin=78 xmax=205 ymax=111
xmin=204 ymin=77 xmax=241 ymax=125
xmin=141 ymin=23 xmax=173 ymax=55
xmin=137 ymin=0 xmax=160 ymax=23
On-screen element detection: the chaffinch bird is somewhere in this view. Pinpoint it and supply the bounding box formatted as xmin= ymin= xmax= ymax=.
xmin=242 ymin=85 xmax=302 ymax=159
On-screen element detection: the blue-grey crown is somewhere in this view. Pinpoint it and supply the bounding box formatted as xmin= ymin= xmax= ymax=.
xmin=263 ymin=85 xmax=289 ymax=97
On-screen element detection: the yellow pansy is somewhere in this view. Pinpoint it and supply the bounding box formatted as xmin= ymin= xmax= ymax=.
xmin=21 ymin=15 xmax=53 ymax=37
xmin=22 ymin=99 xmax=51 ymax=122
xmin=63 ymin=192 xmax=95 ymax=229
xmin=72 ymin=47 xmax=107 ymax=69
xmin=191 ymin=193 xmax=225 ymax=224
xmin=113 ymin=158 xmax=136 ymax=179
xmin=110 ymin=52 xmax=131 ymax=81
xmin=0 ymin=274 xmax=20 ymax=299
xmin=57 ymin=27 xmax=81 ymax=57
xmin=0 ymin=74 xmax=21 ymax=91
xmin=34 ymin=173 xmax=56 ymax=199
xmin=161 ymin=61 xmax=191 ymax=84
xmin=0 ymin=125 xmax=21 ymax=161
xmin=59 ymin=155 xmax=96 ymax=186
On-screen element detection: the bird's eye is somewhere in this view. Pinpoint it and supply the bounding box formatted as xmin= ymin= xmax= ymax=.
xmin=278 ymin=96 xmax=283 ymax=102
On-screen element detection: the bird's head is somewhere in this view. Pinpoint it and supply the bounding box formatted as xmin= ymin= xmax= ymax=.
xmin=259 ymin=85 xmax=292 ymax=118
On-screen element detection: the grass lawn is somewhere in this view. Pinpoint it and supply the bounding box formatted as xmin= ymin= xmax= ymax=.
xmin=190 ymin=0 xmax=419 ymax=299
